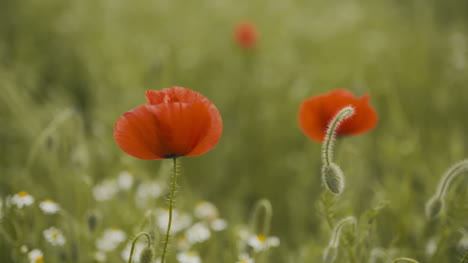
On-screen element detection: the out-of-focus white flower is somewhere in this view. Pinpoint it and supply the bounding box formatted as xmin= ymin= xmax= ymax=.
xmin=176 ymin=236 xmax=191 ymax=251
xmin=236 ymin=253 xmax=254 ymax=263
xmin=43 ymin=226 xmax=66 ymax=246
xmin=425 ymin=237 xmax=437 ymax=257
xmin=20 ymin=245 xmax=29 ymax=253
xmin=118 ymin=171 xmax=134 ymax=190
xmin=185 ymin=222 xmax=211 ymax=244
xmin=94 ymin=251 xmax=107 ymax=262
xmin=458 ymin=231 xmax=468 ymax=252
xmin=9 ymin=191 xmax=34 ymax=208
xmin=39 ymin=199 xmax=60 ymax=214
xmin=156 ymin=208 xmax=192 ymax=234
xmin=136 ymin=183 xmax=163 ymax=208
xmin=247 ymin=234 xmax=280 ymax=253
xmin=194 ymin=201 xmax=219 ymax=220
xmin=176 ymin=251 xmax=201 ymax=263
xmin=121 ymin=240 xmax=146 ymax=262
xmin=154 ymin=257 xmax=161 ymax=263
xmin=28 ymin=249 xmax=44 ymax=263
xmin=210 ymin=218 xmax=227 ymax=231
xmin=96 ymin=228 xmax=127 ymax=252
xmin=93 ymin=180 xmax=119 ymax=201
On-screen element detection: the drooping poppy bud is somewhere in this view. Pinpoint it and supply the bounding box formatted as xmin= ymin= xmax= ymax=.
xmin=114 ymin=87 xmax=223 ymax=160
xmin=234 ymin=22 xmax=258 ymax=49
xmin=298 ymin=89 xmax=378 ymax=142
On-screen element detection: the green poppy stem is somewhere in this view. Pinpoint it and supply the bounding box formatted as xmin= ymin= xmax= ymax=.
xmin=160 ymin=158 xmax=179 ymax=263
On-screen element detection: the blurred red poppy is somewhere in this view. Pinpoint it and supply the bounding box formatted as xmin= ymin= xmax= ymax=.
xmin=234 ymin=22 xmax=257 ymax=49
xmin=114 ymin=87 xmax=222 ymax=159
xmin=298 ymin=89 xmax=378 ymax=142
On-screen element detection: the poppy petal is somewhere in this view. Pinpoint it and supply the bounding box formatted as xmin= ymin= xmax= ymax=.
xmin=114 ymin=105 xmax=165 ymax=160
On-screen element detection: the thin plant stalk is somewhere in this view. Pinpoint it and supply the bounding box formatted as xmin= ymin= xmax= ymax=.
xmin=160 ymin=158 xmax=179 ymax=263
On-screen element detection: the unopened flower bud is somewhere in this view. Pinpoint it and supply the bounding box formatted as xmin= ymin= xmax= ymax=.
xmin=425 ymin=197 xmax=444 ymax=220
xmin=139 ymin=247 xmax=153 ymax=263
xmin=322 ymin=163 xmax=345 ymax=195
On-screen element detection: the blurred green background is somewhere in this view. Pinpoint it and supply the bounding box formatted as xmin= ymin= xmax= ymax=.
xmin=1 ymin=0 xmax=467 ymax=262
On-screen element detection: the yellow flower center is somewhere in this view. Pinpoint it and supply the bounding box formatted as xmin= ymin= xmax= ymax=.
xmin=52 ymin=232 xmax=59 ymax=239
xmin=18 ymin=191 xmax=29 ymax=197
xmin=257 ymin=234 xmax=266 ymax=243
xmin=35 ymin=257 xmax=44 ymax=263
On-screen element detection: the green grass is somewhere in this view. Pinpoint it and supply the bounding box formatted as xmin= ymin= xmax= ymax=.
xmin=1 ymin=0 xmax=467 ymax=262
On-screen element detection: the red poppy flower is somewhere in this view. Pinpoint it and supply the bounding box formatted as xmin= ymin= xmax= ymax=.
xmin=298 ymin=89 xmax=378 ymax=142
xmin=114 ymin=87 xmax=223 ymax=160
xmin=234 ymin=22 xmax=257 ymax=49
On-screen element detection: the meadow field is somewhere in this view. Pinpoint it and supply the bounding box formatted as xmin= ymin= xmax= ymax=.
xmin=0 ymin=0 xmax=467 ymax=262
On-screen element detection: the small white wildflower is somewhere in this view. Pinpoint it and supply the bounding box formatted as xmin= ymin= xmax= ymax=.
xmin=458 ymin=233 xmax=468 ymax=252
xmin=247 ymin=234 xmax=280 ymax=253
xmin=43 ymin=226 xmax=66 ymax=246
xmin=425 ymin=237 xmax=437 ymax=257
xmin=10 ymin=191 xmax=34 ymax=208
xmin=136 ymin=183 xmax=163 ymax=208
xmin=210 ymin=218 xmax=227 ymax=231
xmin=176 ymin=236 xmax=191 ymax=251
xmin=93 ymin=180 xmax=119 ymax=201
xmin=194 ymin=201 xmax=219 ymax=220
xmin=154 ymin=257 xmax=161 ymax=263
xmin=96 ymin=228 xmax=127 ymax=252
xmin=20 ymin=245 xmax=29 ymax=253
xmin=176 ymin=251 xmax=201 ymax=263
xmin=121 ymin=240 xmax=146 ymax=262
xmin=118 ymin=171 xmax=134 ymax=190
xmin=156 ymin=208 xmax=192 ymax=234
xmin=39 ymin=199 xmax=60 ymax=214
xmin=185 ymin=222 xmax=211 ymax=244
xmin=236 ymin=253 xmax=254 ymax=263
xmin=28 ymin=249 xmax=44 ymax=263
xmin=94 ymin=251 xmax=107 ymax=262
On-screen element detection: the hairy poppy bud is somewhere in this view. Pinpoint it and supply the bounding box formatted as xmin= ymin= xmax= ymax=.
xmin=425 ymin=197 xmax=444 ymax=220
xmin=139 ymin=247 xmax=153 ymax=263
xmin=322 ymin=163 xmax=345 ymax=195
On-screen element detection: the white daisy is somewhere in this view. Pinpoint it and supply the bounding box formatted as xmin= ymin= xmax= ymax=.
xmin=247 ymin=234 xmax=280 ymax=253
xmin=194 ymin=201 xmax=219 ymax=220
xmin=176 ymin=251 xmax=201 ymax=263
xmin=96 ymin=228 xmax=127 ymax=252
xmin=210 ymin=218 xmax=227 ymax=231
xmin=121 ymin=240 xmax=146 ymax=262
xmin=20 ymin=245 xmax=29 ymax=253
xmin=156 ymin=208 xmax=192 ymax=234
xmin=9 ymin=191 xmax=34 ymax=208
xmin=39 ymin=200 xmax=60 ymax=214
xmin=118 ymin=171 xmax=134 ymax=190
xmin=236 ymin=253 xmax=254 ymax=263
xmin=93 ymin=180 xmax=119 ymax=201
xmin=28 ymin=249 xmax=44 ymax=263
xmin=136 ymin=182 xmax=163 ymax=208
xmin=94 ymin=251 xmax=107 ymax=262
xmin=185 ymin=222 xmax=211 ymax=244
xmin=458 ymin=232 xmax=468 ymax=252
xmin=43 ymin=226 xmax=66 ymax=246
xmin=176 ymin=236 xmax=191 ymax=251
